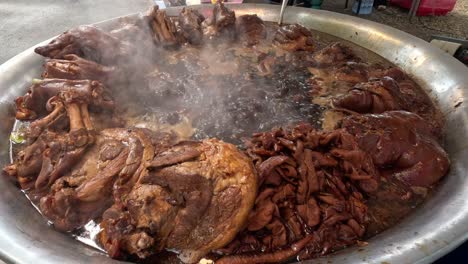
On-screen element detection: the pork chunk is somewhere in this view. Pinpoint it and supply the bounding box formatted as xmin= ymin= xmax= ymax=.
xmin=99 ymin=139 xmax=257 ymax=263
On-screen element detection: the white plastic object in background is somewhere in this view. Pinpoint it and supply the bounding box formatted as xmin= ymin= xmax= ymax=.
xmin=430 ymin=39 xmax=462 ymax=56
xmin=186 ymin=0 xmax=202 ymax=5
xmin=153 ymin=0 xmax=167 ymax=9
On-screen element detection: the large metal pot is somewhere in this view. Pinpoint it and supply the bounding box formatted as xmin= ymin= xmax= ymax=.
xmin=0 ymin=4 xmax=467 ymax=264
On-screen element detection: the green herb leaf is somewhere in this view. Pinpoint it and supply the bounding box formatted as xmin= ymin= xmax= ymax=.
xmin=10 ymin=132 xmax=25 ymax=144
xmin=31 ymin=78 xmax=43 ymax=84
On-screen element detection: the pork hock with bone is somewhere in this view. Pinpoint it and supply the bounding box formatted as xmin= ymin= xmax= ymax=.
xmin=99 ymin=139 xmax=257 ymax=263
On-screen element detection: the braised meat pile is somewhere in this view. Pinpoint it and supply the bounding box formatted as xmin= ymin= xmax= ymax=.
xmin=34 ymin=25 xmax=134 ymax=65
xmin=178 ymin=8 xmax=205 ymax=45
xmin=38 ymin=127 xmax=175 ymax=231
xmin=3 ymin=2 xmax=450 ymax=264
xmin=7 ymin=106 xmax=257 ymax=263
xmin=273 ymin=24 xmax=314 ymax=52
xmin=100 ymin=139 xmax=256 ymax=263
xmin=217 ymin=124 xmax=376 ymax=263
xmin=341 ymin=111 xmax=449 ymax=187
xmin=216 ymin=112 xmax=449 ymax=264
xmin=236 ymin=14 xmax=267 ymax=47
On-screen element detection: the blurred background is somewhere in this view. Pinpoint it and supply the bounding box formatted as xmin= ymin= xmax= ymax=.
xmin=0 ymin=0 xmax=466 ymax=64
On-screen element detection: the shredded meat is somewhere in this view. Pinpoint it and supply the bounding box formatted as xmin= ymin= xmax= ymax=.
xmin=217 ymin=123 xmax=377 ymax=263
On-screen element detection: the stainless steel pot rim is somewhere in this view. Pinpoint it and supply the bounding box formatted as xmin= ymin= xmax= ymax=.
xmin=0 ymin=4 xmax=467 ymax=264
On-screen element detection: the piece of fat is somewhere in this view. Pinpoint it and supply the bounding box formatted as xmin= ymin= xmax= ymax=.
xmin=199 ymin=258 xmax=214 ymax=264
